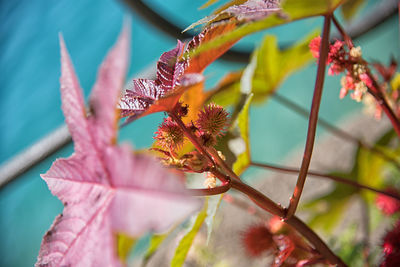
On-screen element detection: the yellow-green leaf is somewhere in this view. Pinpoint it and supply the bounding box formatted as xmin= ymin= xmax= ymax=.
xmin=251 ymin=30 xmax=319 ymax=103
xmin=189 ymin=0 xmax=345 ymax=60
xmin=205 ymin=195 xmax=224 ymax=244
xmin=232 ymin=93 xmax=253 ymax=175
xmin=142 ymin=232 xmax=170 ymax=264
xmin=116 ymin=233 xmax=137 ymax=263
xmin=171 ymin=200 xmax=208 ymax=267
xmin=341 ymin=0 xmax=365 ymax=21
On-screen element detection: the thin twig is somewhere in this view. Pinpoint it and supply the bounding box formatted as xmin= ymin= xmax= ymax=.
xmin=285 ymin=14 xmax=332 ymax=219
xmin=250 ymin=161 xmax=400 ymax=200
xmin=273 ymin=93 xmax=400 ymax=169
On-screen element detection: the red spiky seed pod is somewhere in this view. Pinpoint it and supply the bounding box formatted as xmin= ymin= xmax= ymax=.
xmin=380 ymin=220 xmax=400 ymax=267
xmin=154 ymin=117 xmax=184 ymax=150
xmin=196 ymin=103 xmax=229 ymax=137
xmin=242 ymin=224 xmax=275 ymax=257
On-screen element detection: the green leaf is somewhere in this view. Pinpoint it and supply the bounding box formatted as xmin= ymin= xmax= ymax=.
xmin=232 ymin=93 xmax=253 ymax=175
xmin=304 ymin=179 xmax=357 ymax=233
xmin=391 ymin=73 xmax=400 ymax=91
xmin=116 ymin=233 xmax=137 ymax=263
xmin=171 ymin=200 xmax=208 ymax=267
xmin=189 ymin=0 xmax=345 ymax=59
xmin=282 ymin=0 xmax=346 ymax=19
xmin=200 ymin=0 xmax=220 ymax=9
xmin=341 ymin=0 xmax=365 ymax=22
xmin=251 ymin=30 xmax=319 ymax=103
xmin=205 ymin=195 xmax=224 ymax=244
xmin=142 ymin=232 xmax=170 ymax=265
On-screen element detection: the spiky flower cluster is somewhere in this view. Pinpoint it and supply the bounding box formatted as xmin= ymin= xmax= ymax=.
xmin=309 ymin=37 xmax=371 ymax=102
xmin=196 ymin=103 xmax=229 ymax=146
xmin=154 ymin=117 xmax=184 ymax=150
xmin=242 ymin=224 xmax=275 ymax=257
xmin=241 ymin=217 xmax=324 ymax=265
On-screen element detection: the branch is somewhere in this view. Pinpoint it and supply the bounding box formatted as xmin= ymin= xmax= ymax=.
xmin=230 ymin=178 xmax=347 ymax=267
xmin=250 ymin=161 xmax=400 ymax=201
xmin=285 ymin=14 xmax=332 ymax=219
xmin=188 ymin=181 xmax=231 ymax=196
xmin=273 ymin=93 xmax=400 ymax=170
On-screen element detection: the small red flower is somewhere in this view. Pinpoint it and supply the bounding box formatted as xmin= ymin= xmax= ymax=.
xmin=380 ymin=220 xmax=400 ymax=267
xmin=376 ymin=188 xmax=400 ymax=215
xmin=242 ymin=224 xmax=275 ymax=257
xmin=154 ymin=117 xmax=184 ymax=150
xmin=309 ymin=36 xmax=321 ymax=59
xmin=196 ymin=103 xmax=229 ymax=137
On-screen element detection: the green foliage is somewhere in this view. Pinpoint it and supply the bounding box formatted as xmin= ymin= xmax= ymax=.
xmin=304 ymin=173 xmax=357 ymax=232
xmin=340 ymin=0 xmax=366 ymax=22
xmin=116 ymin=233 xmax=137 ymax=263
xmin=142 ymin=232 xmax=170 ymax=265
xmin=171 ymin=200 xmax=208 ymax=267
xmin=251 ymin=30 xmax=319 ymax=103
xmin=205 ymin=195 xmax=224 ymax=244
xmin=189 ymin=0 xmax=346 ymax=59
xmin=232 ymin=93 xmax=253 ymax=175
xmin=210 ymin=30 xmax=317 ymax=108
xmin=282 ymin=0 xmax=346 ymax=19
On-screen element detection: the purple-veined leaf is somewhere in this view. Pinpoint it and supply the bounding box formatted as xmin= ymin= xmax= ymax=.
xmin=184 ymin=0 xmax=282 ymax=32
xmin=119 ymin=20 xmax=241 ymax=122
xmin=37 ymin=23 xmax=201 ymax=267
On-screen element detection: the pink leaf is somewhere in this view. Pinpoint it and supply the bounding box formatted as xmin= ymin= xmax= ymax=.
xmin=37 ymin=23 xmax=201 ymax=267
xmin=89 ymin=24 xmax=130 ymax=146
xmin=222 ymin=0 xmax=281 ymax=22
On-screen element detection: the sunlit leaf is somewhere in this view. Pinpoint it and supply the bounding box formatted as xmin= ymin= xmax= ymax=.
xmin=208 ymin=70 xmax=243 ymax=107
xmin=200 ymin=0 xmax=221 ymax=9
xmin=205 ymin=195 xmax=224 ymax=244
xmin=189 ymin=0 xmax=345 ymax=59
xmin=142 ymin=232 xmax=171 ymax=265
xmin=116 ymin=233 xmax=137 ymax=263
xmin=341 ymin=0 xmax=365 ymax=22
xmin=305 ymin=180 xmax=357 ymax=233
xmin=171 ymin=200 xmax=208 ymax=267
xmin=252 ymin=30 xmax=318 ymax=103
xmin=232 ymin=93 xmax=253 ymax=175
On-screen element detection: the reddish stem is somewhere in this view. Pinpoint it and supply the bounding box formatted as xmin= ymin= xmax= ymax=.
xmin=285 ymin=14 xmax=332 ymax=219
xmin=250 ymin=161 xmax=400 ymax=200
xmin=332 ymin=15 xmax=354 ymax=48
xmin=230 ymin=179 xmax=347 ymax=266
xmin=188 ymin=182 xmax=231 ymax=196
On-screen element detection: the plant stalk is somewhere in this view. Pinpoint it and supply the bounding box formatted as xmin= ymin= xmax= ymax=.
xmin=285 ymin=14 xmax=332 ymax=219
xmin=250 ymin=161 xmax=400 ymax=200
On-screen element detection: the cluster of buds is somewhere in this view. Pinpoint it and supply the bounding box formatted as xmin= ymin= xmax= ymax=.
xmin=196 ymin=103 xmax=230 ymax=147
xmin=309 ymin=37 xmax=372 ymax=102
xmin=153 ymin=102 xmax=229 ymax=174
xmin=310 ymin=36 xmax=400 ymax=120
xmin=241 ymin=216 xmax=327 ymax=265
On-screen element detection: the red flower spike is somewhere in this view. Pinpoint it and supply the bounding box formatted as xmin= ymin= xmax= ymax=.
xmin=154 ymin=117 xmax=185 ymax=150
xmin=309 ymin=36 xmax=321 ymax=59
xmin=242 ymin=224 xmax=275 ymax=257
xmin=376 ymin=188 xmax=400 ymax=215
xmin=380 ymin=220 xmax=400 ymax=267
xmin=196 ymin=103 xmax=229 ymax=137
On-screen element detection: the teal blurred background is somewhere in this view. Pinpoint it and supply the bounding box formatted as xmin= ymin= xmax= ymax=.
xmin=0 ymin=0 xmax=398 ymax=266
